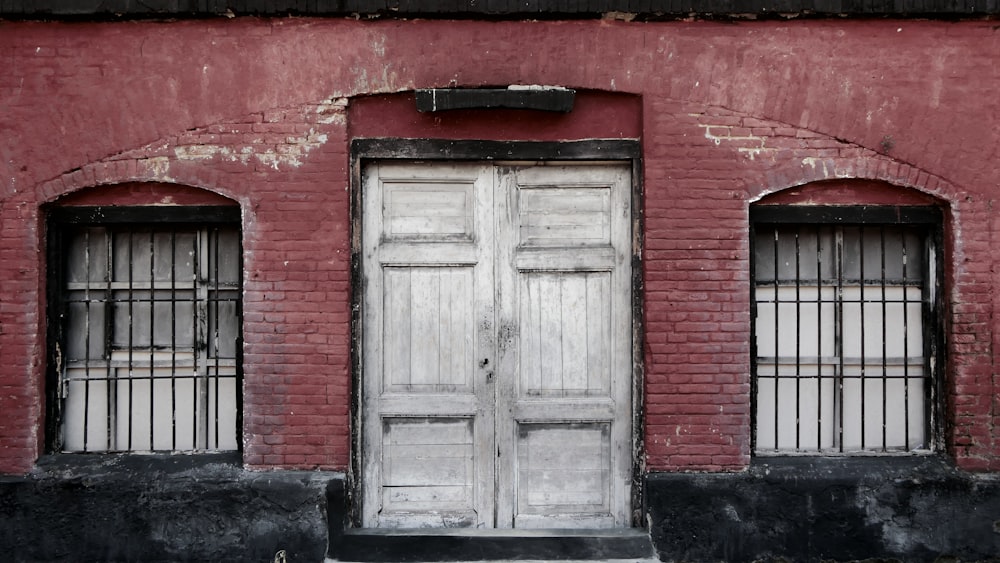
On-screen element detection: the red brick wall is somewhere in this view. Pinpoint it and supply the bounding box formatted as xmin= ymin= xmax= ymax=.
xmin=2 ymin=18 xmax=998 ymax=474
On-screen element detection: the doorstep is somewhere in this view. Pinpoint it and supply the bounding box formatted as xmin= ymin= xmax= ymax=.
xmin=332 ymin=528 xmax=658 ymax=562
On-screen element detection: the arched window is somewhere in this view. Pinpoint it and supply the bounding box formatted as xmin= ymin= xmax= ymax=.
xmin=47 ymin=202 xmax=242 ymax=453
xmin=751 ymin=184 xmax=943 ymax=455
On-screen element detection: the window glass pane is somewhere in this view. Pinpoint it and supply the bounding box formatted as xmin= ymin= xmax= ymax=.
xmin=209 ymin=295 xmax=239 ymax=358
xmin=174 ymin=232 xmax=198 ymax=282
xmin=213 ymin=228 xmax=241 ymax=285
xmin=151 ymin=232 xmax=177 ymax=282
xmin=753 ymin=228 xmax=777 ymax=282
xmin=840 ymin=226 xmax=862 ymax=281
xmin=66 ymin=227 xmax=108 ymax=283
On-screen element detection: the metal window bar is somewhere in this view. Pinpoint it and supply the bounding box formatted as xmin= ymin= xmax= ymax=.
xmin=813 ymin=227 xmax=824 ymax=450
xmin=170 ymin=230 xmax=178 ymax=450
xmin=858 ymin=226 xmax=866 ymax=451
xmin=104 ymin=229 xmax=114 ymax=451
xmin=192 ymin=230 xmax=201 ymax=449
xmin=902 ymin=230 xmax=911 ymax=449
xmin=753 ymin=223 xmax=932 ymax=454
xmin=59 ymin=224 xmax=240 ymax=453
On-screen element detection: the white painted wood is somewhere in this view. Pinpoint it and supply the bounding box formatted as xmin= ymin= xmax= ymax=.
xmin=362 ymin=163 xmax=496 ymax=528
xmin=495 ymin=164 xmax=632 ymax=529
xmin=517 ymin=272 xmax=611 ymax=397
xmin=383 ymin=181 xmax=475 ymax=240
xmin=515 ymin=423 xmax=614 ymax=528
xmin=381 ymin=418 xmax=478 ymax=526
xmin=382 ymin=266 xmax=475 ymax=392
xmin=518 ymin=187 xmax=611 ymax=247
xmin=362 ymin=162 xmax=632 ymax=530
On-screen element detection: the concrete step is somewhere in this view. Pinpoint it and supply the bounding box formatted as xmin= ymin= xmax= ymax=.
xmin=330 ymin=528 xmax=659 ymax=562
xmin=330 ymin=559 xmax=661 ymax=563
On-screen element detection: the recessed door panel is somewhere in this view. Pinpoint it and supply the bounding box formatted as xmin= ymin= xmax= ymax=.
xmin=518 ymin=272 xmax=612 ymax=397
xmin=515 ymin=422 xmax=613 ymax=528
xmin=383 ymin=267 xmax=475 ymax=393
xmin=380 ymin=417 xmax=478 ymax=527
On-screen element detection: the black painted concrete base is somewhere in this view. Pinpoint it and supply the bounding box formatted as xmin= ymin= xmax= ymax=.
xmin=646 ymin=456 xmax=1000 ymax=563
xmin=4 ymin=454 xmax=1000 ymax=562
xmin=0 ymin=454 xmax=338 ymax=562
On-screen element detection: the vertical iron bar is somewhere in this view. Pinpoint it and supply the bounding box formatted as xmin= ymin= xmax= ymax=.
xmin=213 ymin=228 xmax=221 ymax=449
xmin=235 ymin=226 xmax=243 ymax=454
xmin=126 ymin=231 xmax=135 ymax=451
xmin=835 ymin=228 xmax=845 ymax=453
xmin=192 ymin=230 xmax=199 ymax=449
xmin=859 ymin=226 xmax=866 ymax=451
xmin=105 ymin=230 xmax=114 ymax=451
xmin=880 ymin=228 xmax=888 ymax=451
xmin=170 ymin=231 xmax=178 ymax=451
xmin=772 ymin=227 xmax=780 ymax=450
xmin=815 ymin=227 xmax=824 ymax=450
xmin=902 ymin=231 xmax=911 ymax=450
xmin=82 ymin=229 xmax=92 ymax=452
xmin=794 ymin=230 xmax=801 ymax=450
xmin=148 ymin=230 xmax=155 ymax=449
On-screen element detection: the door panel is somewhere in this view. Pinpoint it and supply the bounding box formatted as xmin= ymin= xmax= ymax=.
xmin=518 ymin=272 xmax=611 ymax=397
xmin=380 ymin=417 xmax=478 ymax=527
xmin=383 ymin=267 xmax=475 ymax=393
xmin=362 ymin=163 xmax=495 ymax=528
xmin=363 ymin=162 xmax=631 ymax=529
xmin=518 ymin=186 xmax=612 ymax=246
xmin=496 ymin=165 xmax=632 ymax=529
xmin=515 ymin=423 xmax=612 ymax=528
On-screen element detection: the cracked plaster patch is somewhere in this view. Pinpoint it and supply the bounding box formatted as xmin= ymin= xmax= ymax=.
xmin=801 ymin=156 xmax=854 ymax=179
xmin=173 ymin=128 xmax=329 ymax=171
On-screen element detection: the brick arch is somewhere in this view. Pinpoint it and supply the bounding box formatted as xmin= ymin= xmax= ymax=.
xmin=48 ymin=181 xmax=239 ymax=208
xmin=37 ymin=156 xmax=249 ymax=208
xmin=754 ymin=178 xmax=947 ymax=207
xmin=752 ymin=156 xmax=961 ymax=208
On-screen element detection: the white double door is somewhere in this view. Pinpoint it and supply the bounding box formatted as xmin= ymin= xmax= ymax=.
xmin=361 ymin=161 xmax=632 ymax=529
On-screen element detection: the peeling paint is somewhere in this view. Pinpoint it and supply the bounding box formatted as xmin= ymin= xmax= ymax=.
xmin=700 ymin=124 xmax=770 ymax=160
xmin=257 ymin=129 xmax=328 ymax=170
xmin=173 ymin=128 xmax=328 ymax=171
xmin=138 ymin=156 xmax=173 ymax=181
xmin=316 ymin=98 xmax=349 ymax=125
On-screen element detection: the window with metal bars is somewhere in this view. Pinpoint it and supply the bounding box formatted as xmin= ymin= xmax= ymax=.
xmin=47 ymin=207 xmax=242 ymax=453
xmin=750 ymin=206 xmax=942 ymax=455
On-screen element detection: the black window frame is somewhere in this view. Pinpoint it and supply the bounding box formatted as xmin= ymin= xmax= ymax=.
xmin=45 ymin=205 xmax=243 ymax=454
xmin=749 ymin=204 xmax=944 ymax=455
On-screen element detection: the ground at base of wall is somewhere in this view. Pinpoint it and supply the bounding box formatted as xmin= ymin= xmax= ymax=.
xmin=750 ymin=560 xmax=1000 ymax=563
xmin=325 ymin=558 xmax=1000 ymax=563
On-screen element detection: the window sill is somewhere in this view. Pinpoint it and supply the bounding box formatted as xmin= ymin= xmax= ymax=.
xmin=749 ymin=453 xmax=959 ymax=479
xmin=33 ymin=451 xmax=242 ymax=477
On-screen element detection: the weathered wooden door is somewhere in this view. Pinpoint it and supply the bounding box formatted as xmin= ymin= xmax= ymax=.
xmin=361 ymin=162 xmax=632 ymax=529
